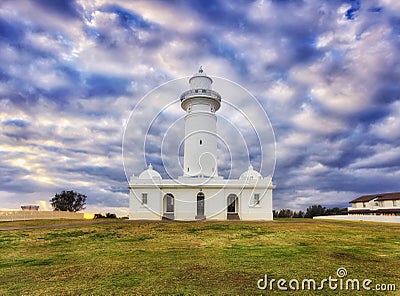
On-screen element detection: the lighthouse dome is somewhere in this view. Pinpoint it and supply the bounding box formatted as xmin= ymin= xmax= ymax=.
xmin=138 ymin=164 xmax=162 ymax=180
xmin=240 ymin=165 xmax=262 ymax=180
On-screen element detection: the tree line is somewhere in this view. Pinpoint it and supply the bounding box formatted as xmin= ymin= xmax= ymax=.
xmin=273 ymin=205 xmax=348 ymax=218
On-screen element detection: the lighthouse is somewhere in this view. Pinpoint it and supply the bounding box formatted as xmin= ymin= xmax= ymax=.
xmin=180 ymin=67 xmax=221 ymax=178
xmin=129 ymin=68 xmax=275 ymax=221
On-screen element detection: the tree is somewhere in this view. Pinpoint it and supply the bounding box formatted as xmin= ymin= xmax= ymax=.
xmin=94 ymin=213 xmax=117 ymax=219
xmin=273 ymin=210 xmax=278 ymax=218
xmin=50 ymin=190 xmax=87 ymax=212
xmin=325 ymin=207 xmax=347 ymax=215
xmin=278 ymin=209 xmax=294 ymax=218
xmin=305 ymin=205 xmax=326 ymax=218
xmin=293 ymin=210 xmax=305 ymax=218
xmin=106 ymin=213 xmax=117 ymax=218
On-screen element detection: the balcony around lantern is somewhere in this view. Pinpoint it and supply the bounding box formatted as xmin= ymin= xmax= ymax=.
xmin=180 ymin=88 xmax=221 ymax=111
xmin=180 ymin=89 xmax=221 ymax=103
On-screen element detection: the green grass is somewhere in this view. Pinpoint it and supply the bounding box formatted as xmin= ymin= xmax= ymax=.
xmin=0 ymin=219 xmax=399 ymax=295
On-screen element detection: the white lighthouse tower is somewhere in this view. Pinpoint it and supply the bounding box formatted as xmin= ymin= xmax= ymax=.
xmin=180 ymin=67 xmax=221 ymax=178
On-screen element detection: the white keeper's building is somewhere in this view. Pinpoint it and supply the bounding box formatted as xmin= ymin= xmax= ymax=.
xmin=129 ymin=69 xmax=275 ymax=221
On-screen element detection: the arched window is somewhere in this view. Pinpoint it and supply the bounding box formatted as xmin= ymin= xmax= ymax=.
xmin=163 ymin=193 xmax=175 ymax=220
xmin=164 ymin=193 xmax=174 ymax=213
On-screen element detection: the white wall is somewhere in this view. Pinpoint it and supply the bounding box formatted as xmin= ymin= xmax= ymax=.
xmin=129 ymin=179 xmax=274 ymax=221
xmin=129 ymin=187 xmax=162 ymax=220
xmin=0 ymin=211 xmax=85 ymax=221
xmin=314 ymin=215 xmax=400 ymax=223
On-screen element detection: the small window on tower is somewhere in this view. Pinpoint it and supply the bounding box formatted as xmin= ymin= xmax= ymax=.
xmin=187 ymin=167 xmax=189 ymax=172
xmin=200 ymin=140 xmax=202 ymax=145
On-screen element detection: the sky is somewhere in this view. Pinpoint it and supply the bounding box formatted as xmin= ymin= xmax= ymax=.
xmin=0 ymin=0 xmax=399 ymax=216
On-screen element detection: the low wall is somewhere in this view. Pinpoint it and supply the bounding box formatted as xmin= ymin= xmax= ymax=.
xmin=313 ymin=215 xmax=400 ymax=223
xmin=0 ymin=211 xmax=85 ymax=222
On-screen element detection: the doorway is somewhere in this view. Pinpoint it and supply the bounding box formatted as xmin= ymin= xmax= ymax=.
xmin=227 ymin=194 xmax=238 ymax=213
xmin=163 ymin=193 xmax=175 ymax=220
xmin=227 ymin=194 xmax=240 ymax=220
xmin=196 ymin=192 xmax=205 ymax=220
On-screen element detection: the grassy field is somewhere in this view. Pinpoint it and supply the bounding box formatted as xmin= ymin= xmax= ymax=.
xmin=0 ymin=219 xmax=399 ymax=295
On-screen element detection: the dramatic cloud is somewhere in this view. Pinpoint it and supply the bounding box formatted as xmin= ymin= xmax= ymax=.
xmin=0 ymin=0 xmax=399 ymax=215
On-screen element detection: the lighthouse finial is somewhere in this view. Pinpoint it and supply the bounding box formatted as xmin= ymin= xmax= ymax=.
xmin=198 ymin=66 xmax=203 ymax=73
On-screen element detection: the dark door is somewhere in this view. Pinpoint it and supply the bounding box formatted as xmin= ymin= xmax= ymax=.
xmin=166 ymin=194 xmax=174 ymax=212
xmin=227 ymin=195 xmax=237 ymax=213
xmin=197 ymin=192 xmax=205 ymax=217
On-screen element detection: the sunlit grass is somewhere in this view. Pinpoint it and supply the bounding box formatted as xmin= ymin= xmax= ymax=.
xmin=0 ymin=219 xmax=399 ymax=295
